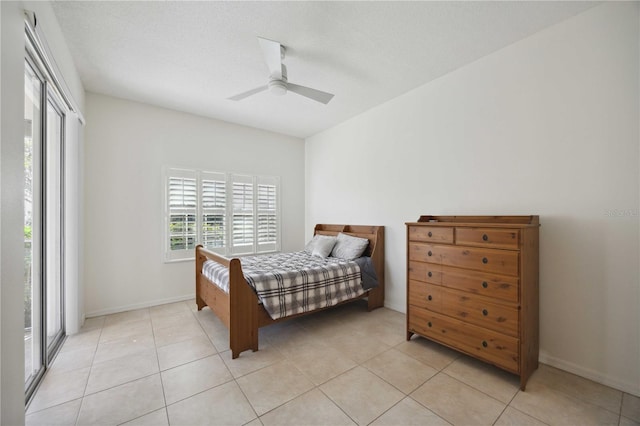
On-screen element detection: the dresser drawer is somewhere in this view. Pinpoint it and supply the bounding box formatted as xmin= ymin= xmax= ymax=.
xmin=408 ymin=306 xmax=519 ymax=373
xmin=456 ymin=228 xmax=520 ymax=249
xmin=440 ymin=288 xmax=519 ymax=337
xmin=408 ymin=242 xmax=442 ymax=264
xmin=409 ymin=226 xmax=454 ymax=244
xmin=408 ymin=261 xmax=442 ymax=284
xmin=439 ymin=245 xmax=519 ymax=276
xmin=408 ymin=280 xmax=441 ymax=312
xmin=441 ymin=266 xmax=519 ymax=303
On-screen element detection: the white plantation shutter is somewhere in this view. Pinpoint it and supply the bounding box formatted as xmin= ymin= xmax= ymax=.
xmin=201 ymin=172 xmax=226 ymax=253
xmin=256 ymin=176 xmax=279 ymax=252
xmin=164 ymin=168 xmax=280 ymax=261
xmin=166 ymin=169 xmax=197 ymax=261
xmin=231 ymin=174 xmax=255 ymax=254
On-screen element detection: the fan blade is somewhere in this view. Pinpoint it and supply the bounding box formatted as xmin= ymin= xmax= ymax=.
xmin=228 ymin=85 xmax=268 ymax=101
xmin=287 ymin=83 xmax=334 ymax=104
xmin=258 ymin=37 xmax=283 ymax=80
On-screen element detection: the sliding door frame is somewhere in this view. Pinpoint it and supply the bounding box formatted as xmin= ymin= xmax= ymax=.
xmin=44 ymin=86 xmax=66 ymax=363
xmin=24 ymin=53 xmax=46 ymax=402
xmin=24 ymin=39 xmax=67 ymax=406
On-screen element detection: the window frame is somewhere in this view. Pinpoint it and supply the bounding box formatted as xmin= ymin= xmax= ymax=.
xmin=163 ymin=167 xmax=281 ymax=262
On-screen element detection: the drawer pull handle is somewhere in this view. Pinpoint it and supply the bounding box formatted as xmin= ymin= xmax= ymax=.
xmin=482 ymin=281 xmax=488 ymax=289
xmin=427 ymin=295 xmax=433 ymax=301
xmin=428 ymin=251 xmax=433 ymax=257
xmin=482 ymin=309 xmax=488 ymax=316
xmin=482 ymin=234 xmax=489 ymax=241
xmin=428 ymin=231 xmax=433 ymax=237
xmin=428 ymin=271 xmax=433 ymax=278
xmin=482 ymin=340 xmax=488 ymax=348
xmin=482 ymin=257 xmax=488 ymax=264
xmin=427 ymin=321 xmax=432 ymax=328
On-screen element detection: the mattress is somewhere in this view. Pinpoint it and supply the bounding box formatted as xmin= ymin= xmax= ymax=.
xmin=202 ymin=251 xmax=368 ymax=319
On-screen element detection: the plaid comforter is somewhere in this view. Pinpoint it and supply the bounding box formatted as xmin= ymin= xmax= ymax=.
xmin=201 ymin=251 xmax=365 ymax=320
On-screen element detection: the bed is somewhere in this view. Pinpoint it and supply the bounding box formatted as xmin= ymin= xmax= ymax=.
xmin=195 ymin=224 xmax=385 ymax=358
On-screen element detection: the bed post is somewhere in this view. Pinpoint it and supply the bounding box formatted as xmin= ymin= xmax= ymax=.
xmin=367 ymin=227 xmax=385 ymax=310
xmin=195 ymin=245 xmax=206 ymax=311
xmin=229 ymin=258 xmax=259 ymax=358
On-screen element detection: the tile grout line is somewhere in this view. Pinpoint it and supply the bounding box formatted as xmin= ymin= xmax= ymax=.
xmin=84 ymin=310 xmax=162 ymax=425
xmin=315 ymin=374 xmax=362 ymax=426
xmin=364 ymin=337 xmax=470 ymax=425
xmin=240 ymin=345 xmax=305 ymax=421
xmin=113 ymin=303 xmax=209 ymax=424
xmin=149 ymin=309 xmax=170 ymax=426
xmin=403 ymin=368 xmax=450 ymax=422
xmin=360 ymin=343 xmax=441 ymax=395
xmin=361 ymin=341 xmax=439 ymax=425
xmin=255 ymin=386 xmax=321 ymax=421
xmin=162 ymin=369 xmax=236 ymax=408
xmin=193 ymin=303 xmax=262 ymax=424
xmin=219 ymin=306 xmax=432 ymax=425
xmin=161 ymin=301 xmax=236 ymax=414
xmin=501 ymin=387 xmax=551 ymax=426
xmin=491 ymin=387 xmax=522 ymax=426
xmin=75 ymin=317 xmax=106 ymax=426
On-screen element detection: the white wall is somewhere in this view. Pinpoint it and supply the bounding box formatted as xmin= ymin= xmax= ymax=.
xmin=1 ymin=1 xmax=85 ymax=422
xmin=84 ymin=93 xmax=305 ymax=316
xmin=1 ymin=3 xmax=28 ymax=422
xmin=306 ymin=2 xmax=640 ymax=396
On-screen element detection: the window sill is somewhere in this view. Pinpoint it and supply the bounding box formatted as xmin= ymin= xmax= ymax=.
xmin=164 ymin=257 xmax=195 ymax=264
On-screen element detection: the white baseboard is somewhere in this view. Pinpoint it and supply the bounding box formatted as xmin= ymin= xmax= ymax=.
xmin=85 ymin=294 xmax=194 ymax=318
xmin=539 ymin=350 xmax=640 ymax=397
xmin=384 ymin=300 xmax=406 ymax=313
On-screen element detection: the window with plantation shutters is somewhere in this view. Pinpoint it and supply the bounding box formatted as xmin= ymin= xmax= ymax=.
xmin=166 ymin=170 xmax=198 ymax=260
xmin=164 ymin=167 xmax=280 ymax=261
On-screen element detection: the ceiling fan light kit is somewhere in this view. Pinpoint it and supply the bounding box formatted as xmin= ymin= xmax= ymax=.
xmin=229 ymin=37 xmax=334 ymax=104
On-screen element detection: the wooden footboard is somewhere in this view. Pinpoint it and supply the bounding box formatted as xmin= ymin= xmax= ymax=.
xmin=195 ymin=224 xmax=385 ymax=358
xmin=196 ymin=246 xmax=258 ymax=358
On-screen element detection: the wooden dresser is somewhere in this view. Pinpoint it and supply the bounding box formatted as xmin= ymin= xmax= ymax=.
xmin=406 ymin=215 xmax=539 ymax=390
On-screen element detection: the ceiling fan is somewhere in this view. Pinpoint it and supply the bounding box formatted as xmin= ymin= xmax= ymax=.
xmin=228 ymin=37 xmax=334 ymax=104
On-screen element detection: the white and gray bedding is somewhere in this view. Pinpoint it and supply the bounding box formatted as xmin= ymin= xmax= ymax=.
xmin=201 ymin=251 xmax=378 ymax=320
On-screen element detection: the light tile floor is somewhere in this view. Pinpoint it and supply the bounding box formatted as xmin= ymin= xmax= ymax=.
xmin=26 ymin=299 xmax=640 ymax=426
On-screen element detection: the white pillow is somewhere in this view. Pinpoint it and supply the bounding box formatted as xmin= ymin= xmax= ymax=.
xmin=304 ymin=235 xmax=337 ymax=258
xmin=331 ymin=233 xmax=369 ymax=260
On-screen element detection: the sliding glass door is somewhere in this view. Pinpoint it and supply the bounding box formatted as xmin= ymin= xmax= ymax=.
xmin=24 ymin=57 xmax=66 ymax=400
xmin=45 ymin=96 xmax=65 ymax=353
xmin=24 ymin=60 xmax=44 ymax=391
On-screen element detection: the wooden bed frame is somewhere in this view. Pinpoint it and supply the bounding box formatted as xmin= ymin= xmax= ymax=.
xmin=195 ymin=224 xmax=385 ymax=358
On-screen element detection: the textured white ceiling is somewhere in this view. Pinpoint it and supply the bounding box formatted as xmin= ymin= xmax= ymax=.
xmin=51 ymin=1 xmax=597 ymax=138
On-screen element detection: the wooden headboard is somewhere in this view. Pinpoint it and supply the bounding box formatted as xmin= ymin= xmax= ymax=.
xmin=313 ymin=224 xmax=382 ymax=258
xmin=313 ymin=224 xmax=385 ymax=310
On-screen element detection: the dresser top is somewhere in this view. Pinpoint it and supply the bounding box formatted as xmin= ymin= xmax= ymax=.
xmin=406 ymin=215 xmax=540 ymax=228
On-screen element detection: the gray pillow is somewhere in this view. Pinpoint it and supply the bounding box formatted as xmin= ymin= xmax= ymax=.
xmin=331 ymin=233 xmax=369 ymax=260
xmin=304 ymin=235 xmax=337 ymax=258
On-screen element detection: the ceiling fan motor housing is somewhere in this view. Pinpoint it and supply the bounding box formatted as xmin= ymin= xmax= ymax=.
xmin=268 ymin=79 xmax=287 ymax=96
xmin=268 ymin=64 xmax=288 ymax=95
